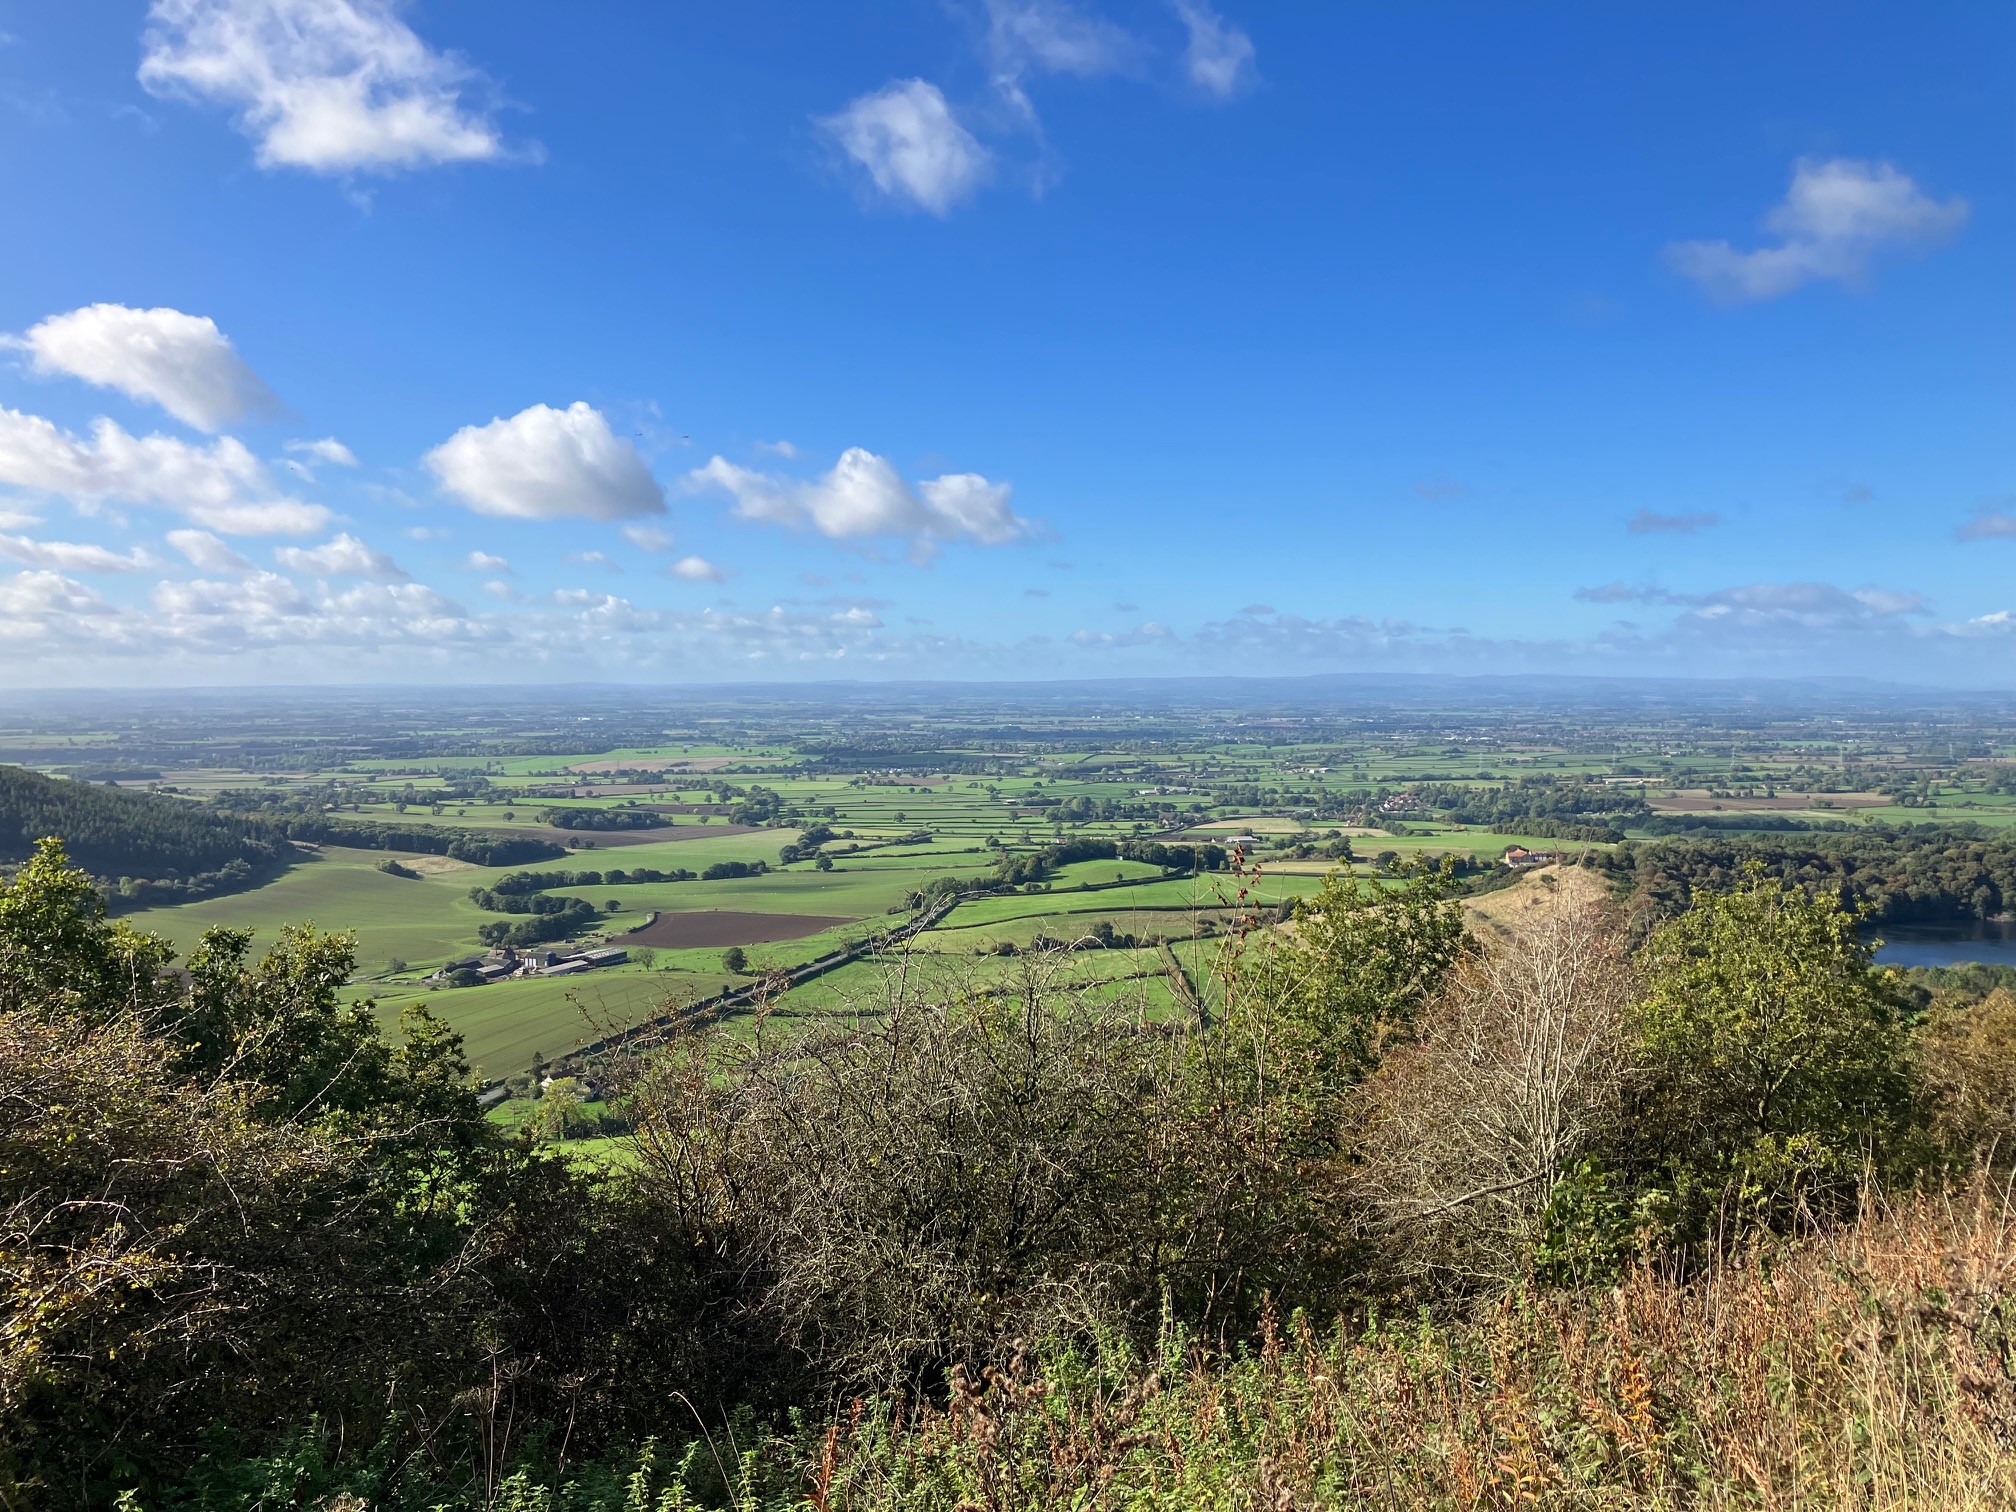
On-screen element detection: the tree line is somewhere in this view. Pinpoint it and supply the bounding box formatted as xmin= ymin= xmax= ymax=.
xmin=1593 ymin=824 xmax=2016 ymax=925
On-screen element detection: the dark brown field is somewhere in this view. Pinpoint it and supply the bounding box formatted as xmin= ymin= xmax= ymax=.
xmin=622 ymin=909 xmax=857 ymax=948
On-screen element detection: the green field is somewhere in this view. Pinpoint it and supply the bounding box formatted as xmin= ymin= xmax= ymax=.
xmin=133 ymin=846 xmax=497 ymax=973
xmin=64 ymin=689 xmax=2013 ymax=1087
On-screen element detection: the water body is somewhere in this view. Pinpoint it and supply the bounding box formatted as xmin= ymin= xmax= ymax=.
xmin=1871 ymin=919 xmax=2016 ymax=970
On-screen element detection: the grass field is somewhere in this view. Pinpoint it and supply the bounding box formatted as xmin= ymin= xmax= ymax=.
xmin=367 ymin=965 xmax=731 ymax=1077
xmin=133 ymin=846 xmax=496 ymax=973
xmin=81 ymin=704 xmax=2016 ymax=1090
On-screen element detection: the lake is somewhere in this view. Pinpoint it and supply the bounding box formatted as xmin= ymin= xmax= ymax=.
xmin=1871 ymin=919 xmax=2016 ymax=970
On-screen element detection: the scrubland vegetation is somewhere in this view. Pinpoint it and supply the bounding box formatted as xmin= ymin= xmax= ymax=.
xmin=6 ymin=815 xmax=2016 ymax=1509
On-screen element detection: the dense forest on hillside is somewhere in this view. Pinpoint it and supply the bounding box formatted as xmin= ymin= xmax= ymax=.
xmin=1597 ymin=825 xmax=2016 ymax=925
xmin=537 ymin=805 xmax=666 ymax=831
xmin=0 ymin=764 xmax=292 ymax=906
xmin=1409 ymin=777 xmax=1651 ymax=840
xmin=211 ymin=790 xmax=571 ymax=866
xmin=5 ymin=834 xmax=2016 ymax=1507
xmin=274 ymin=813 xmax=568 ymax=867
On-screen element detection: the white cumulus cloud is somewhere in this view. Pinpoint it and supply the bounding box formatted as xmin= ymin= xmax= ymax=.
xmin=669 ymin=555 xmax=726 ymax=583
xmin=425 ymin=401 xmax=666 ymax=521
xmin=819 ymin=79 xmax=991 ymax=215
xmin=10 ymin=303 xmax=278 ymax=432
xmin=167 ymin=528 xmax=253 ymax=572
xmin=1171 ymin=0 xmax=1256 ymax=99
xmin=0 ymin=571 xmax=121 ymax=647
xmin=286 ymin=435 xmax=357 ymax=466
xmin=0 ymin=407 xmax=329 ymax=534
xmin=621 ymin=522 xmax=675 ymax=552
xmin=139 ymin=0 xmax=516 ymax=174
xmin=1667 ymin=158 xmax=1968 ymax=303
xmin=0 ymin=534 xmax=156 ymax=573
xmin=461 ymin=549 xmax=511 ymax=573
xmin=150 ymin=571 xmax=489 ymax=650
xmin=688 ymin=448 xmax=1037 ymax=557
xmin=273 ymin=531 xmax=408 ymax=579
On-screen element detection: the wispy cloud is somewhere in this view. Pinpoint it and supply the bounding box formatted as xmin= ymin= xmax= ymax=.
xmin=1667 ymin=157 xmax=1967 ymax=303
xmin=1413 ymin=477 xmax=1467 ymax=503
xmin=139 ymin=0 xmax=526 ymax=175
xmin=668 ymin=555 xmax=726 ymax=583
xmin=1170 ymin=0 xmax=1256 ymax=99
xmin=1627 ymin=508 xmax=1720 ymax=535
xmin=1959 ymin=509 xmax=2016 ymax=542
xmin=0 ymin=533 xmax=157 ymax=573
xmin=0 ymin=406 xmax=328 ymax=534
xmin=818 ymin=79 xmax=991 ymax=215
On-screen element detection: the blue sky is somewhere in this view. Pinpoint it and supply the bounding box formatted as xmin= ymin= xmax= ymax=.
xmin=0 ymin=1 xmax=2010 ymax=686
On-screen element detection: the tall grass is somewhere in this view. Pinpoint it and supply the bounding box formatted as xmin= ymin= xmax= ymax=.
xmin=476 ymin=1186 xmax=2015 ymax=1511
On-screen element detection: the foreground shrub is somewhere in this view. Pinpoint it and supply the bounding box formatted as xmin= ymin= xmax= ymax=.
xmin=178 ymin=1187 xmax=2016 ymax=1510
xmin=791 ymin=1188 xmax=2016 ymax=1510
xmin=1628 ymin=866 xmax=1917 ymax=1237
xmin=626 ymin=956 xmax=1335 ymax=1389
xmin=1353 ymin=898 xmax=1638 ymax=1291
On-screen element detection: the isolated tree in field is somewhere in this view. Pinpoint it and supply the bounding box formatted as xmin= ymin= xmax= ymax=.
xmin=722 ymin=946 xmax=748 ymax=974
xmin=532 ymin=1077 xmax=585 ymax=1142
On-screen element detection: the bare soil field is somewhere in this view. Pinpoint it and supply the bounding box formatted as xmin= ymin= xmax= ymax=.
xmin=1647 ymin=790 xmax=1888 ymax=812
xmin=622 ymin=909 xmax=858 ymax=948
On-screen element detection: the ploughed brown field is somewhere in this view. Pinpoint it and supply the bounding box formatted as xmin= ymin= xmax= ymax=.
xmin=623 ymin=909 xmax=858 ymax=948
